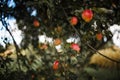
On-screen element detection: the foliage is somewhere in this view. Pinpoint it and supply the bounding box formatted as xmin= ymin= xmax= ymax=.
xmin=0 ymin=0 xmax=120 ymax=80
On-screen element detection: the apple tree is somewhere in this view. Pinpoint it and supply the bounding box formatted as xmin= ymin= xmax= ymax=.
xmin=0 ymin=0 xmax=120 ymax=80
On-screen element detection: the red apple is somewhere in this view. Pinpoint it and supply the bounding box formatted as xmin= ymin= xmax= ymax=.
xmin=53 ymin=60 xmax=59 ymax=70
xmin=81 ymin=9 xmax=93 ymax=22
xmin=33 ymin=20 xmax=40 ymax=27
xmin=70 ymin=16 xmax=78 ymax=26
xmin=96 ymin=33 xmax=103 ymax=41
xmin=70 ymin=43 xmax=80 ymax=52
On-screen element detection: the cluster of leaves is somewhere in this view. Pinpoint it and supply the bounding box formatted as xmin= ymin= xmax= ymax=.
xmin=0 ymin=0 xmax=120 ymax=80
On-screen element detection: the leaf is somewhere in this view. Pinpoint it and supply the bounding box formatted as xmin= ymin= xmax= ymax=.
xmin=84 ymin=67 xmax=120 ymax=80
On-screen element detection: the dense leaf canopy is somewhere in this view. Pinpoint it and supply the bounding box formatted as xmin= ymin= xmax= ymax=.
xmin=0 ymin=0 xmax=120 ymax=80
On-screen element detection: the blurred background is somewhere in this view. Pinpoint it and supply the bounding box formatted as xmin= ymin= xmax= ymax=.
xmin=0 ymin=0 xmax=120 ymax=80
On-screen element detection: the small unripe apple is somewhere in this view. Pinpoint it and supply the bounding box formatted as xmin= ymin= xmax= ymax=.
xmin=81 ymin=9 xmax=93 ymax=22
xmin=54 ymin=38 xmax=62 ymax=46
xmin=33 ymin=20 xmax=40 ymax=27
xmin=70 ymin=16 xmax=78 ymax=26
xmin=96 ymin=33 xmax=103 ymax=41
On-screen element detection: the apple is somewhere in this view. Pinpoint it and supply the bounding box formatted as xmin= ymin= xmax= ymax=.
xmin=70 ymin=16 xmax=78 ymax=26
xmin=33 ymin=20 xmax=40 ymax=27
xmin=70 ymin=43 xmax=80 ymax=52
xmin=96 ymin=33 xmax=103 ymax=40
xmin=54 ymin=38 xmax=62 ymax=46
xmin=53 ymin=60 xmax=59 ymax=70
xmin=81 ymin=9 xmax=93 ymax=22
xmin=39 ymin=44 xmax=48 ymax=50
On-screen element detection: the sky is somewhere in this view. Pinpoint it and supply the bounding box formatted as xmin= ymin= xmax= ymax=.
xmin=0 ymin=0 xmax=37 ymax=47
xmin=109 ymin=24 xmax=120 ymax=48
xmin=7 ymin=0 xmax=16 ymax=8
xmin=0 ymin=17 xmax=23 ymax=47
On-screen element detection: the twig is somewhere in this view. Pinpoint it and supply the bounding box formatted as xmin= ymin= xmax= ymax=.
xmin=1 ymin=15 xmax=21 ymax=70
xmin=86 ymin=43 xmax=120 ymax=63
